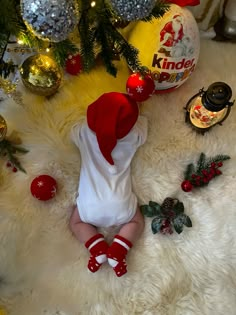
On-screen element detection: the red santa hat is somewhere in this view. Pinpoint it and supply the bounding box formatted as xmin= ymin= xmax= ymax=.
xmin=167 ymin=0 xmax=200 ymax=6
xmin=173 ymin=14 xmax=181 ymax=19
xmin=87 ymin=92 xmax=139 ymax=165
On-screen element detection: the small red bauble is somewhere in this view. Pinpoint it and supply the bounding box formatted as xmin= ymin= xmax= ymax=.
xmin=65 ymin=54 xmax=83 ymax=75
xmin=126 ymin=73 xmax=155 ymax=102
xmin=181 ymin=180 xmax=193 ymax=192
xmin=30 ymin=175 xmax=57 ymax=201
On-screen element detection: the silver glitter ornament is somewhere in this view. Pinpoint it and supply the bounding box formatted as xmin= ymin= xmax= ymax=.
xmin=110 ymin=0 xmax=156 ymax=21
xmin=21 ymin=0 xmax=79 ymax=42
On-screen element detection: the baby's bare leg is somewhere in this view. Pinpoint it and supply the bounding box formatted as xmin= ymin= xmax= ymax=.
xmin=69 ymin=206 xmax=97 ymax=243
xmin=107 ymin=207 xmax=145 ymax=277
xmin=118 ymin=206 xmax=145 ymax=243
xmin=69 ymin=206 xmax=109 ymax=273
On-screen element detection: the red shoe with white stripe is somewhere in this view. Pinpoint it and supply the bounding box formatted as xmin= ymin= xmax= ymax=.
xmin=107 ymin=235 xmax=133 ymax=277
xmin=85 ymin=234 xmax=109 ymax=273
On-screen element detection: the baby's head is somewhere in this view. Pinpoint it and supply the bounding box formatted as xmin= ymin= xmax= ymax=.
xmin=87 ymin=92 xmax=139 ymax=165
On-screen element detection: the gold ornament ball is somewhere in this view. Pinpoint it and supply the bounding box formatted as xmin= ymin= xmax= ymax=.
xmin=20 ymin=54 xmax=62 ymax=96
xmin=0 ymin=115 xmax=7 ymax=142
xmin=0 ymin=306 xmax=8 ymax=315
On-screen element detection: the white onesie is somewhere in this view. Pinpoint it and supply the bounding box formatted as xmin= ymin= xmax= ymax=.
xmin=71 ymin=116 xmax=147 ymax=228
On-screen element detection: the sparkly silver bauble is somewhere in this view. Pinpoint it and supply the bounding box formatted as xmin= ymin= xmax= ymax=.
xmin=21 ymin=0 xmax=79 ymax=42
xmin=110 ymin=0 xmax=156 ymax=21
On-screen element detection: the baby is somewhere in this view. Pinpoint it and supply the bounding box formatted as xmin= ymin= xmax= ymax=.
xmin=69 ymin=92 xmax=147 ymax=277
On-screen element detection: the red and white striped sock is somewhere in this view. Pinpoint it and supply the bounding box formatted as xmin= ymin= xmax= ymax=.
xmin=107 ymin=235 xmax=133 ymax=277
xmin=85 ymin=234 xmax=109 ymax=273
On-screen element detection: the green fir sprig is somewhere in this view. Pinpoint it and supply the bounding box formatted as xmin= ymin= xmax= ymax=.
xmin=141 ymin=197 xmax=192 ymax=235
xmin=181 ymin=152 xmax=230 ymax=192
xmin=0 ymin=60 xmax=17 ymax=78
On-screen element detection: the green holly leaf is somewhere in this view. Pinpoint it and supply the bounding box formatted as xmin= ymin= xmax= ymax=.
xmin=173 ymin=214 xmax=192 ymax=233
xmin=140 ymin=202 xmax=161 ymax=217
xmin=173 ymin=216 xmax=184 ymax=234
xmin=173 ymin=201 xmax=184 ymax=215
xmin=151 ymin=217 xmax=163 ymax=234
xmin=183 ymin=215 xmax=192 ymax=227
xmin=149 ymin=201 xmax=161 ymax=213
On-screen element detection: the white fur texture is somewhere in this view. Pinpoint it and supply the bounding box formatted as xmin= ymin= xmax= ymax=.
xmin=0 ymin=39 xmax=236 ymax=315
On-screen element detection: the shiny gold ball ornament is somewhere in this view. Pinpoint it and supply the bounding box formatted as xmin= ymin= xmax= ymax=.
xmin=20 ymin=54 xmax=62 ymax=96
xmin=0 ymin=115 xmax=7 ymax=142
xmin=0 ymin=306 xmax=8 ymax=315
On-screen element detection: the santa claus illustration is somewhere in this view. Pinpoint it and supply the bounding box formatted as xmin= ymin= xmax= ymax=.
xmin=158 ymin=14 xmax=185 ymax=57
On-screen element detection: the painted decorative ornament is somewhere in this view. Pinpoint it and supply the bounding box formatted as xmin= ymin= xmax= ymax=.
xmin=30 ymin=175 xmax=57 ymax=201
xmin=65 ymin=54 xmax=83 ymax=75
xmin=126 ymin=73 xmax=155 ymax=102
xmin=128 ymin=4 xmax=200 ymax=93
xmin=20 ymin=54 xmax=62 ymax=96
xmin=20 ymin=0 xmax=79 ymax=42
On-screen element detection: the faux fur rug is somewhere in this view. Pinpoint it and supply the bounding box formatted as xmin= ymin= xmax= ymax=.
xmin=0 ymin=39 xmax=236 ymax=315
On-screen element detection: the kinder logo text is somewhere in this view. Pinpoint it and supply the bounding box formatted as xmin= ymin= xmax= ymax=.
xmin=151 ymin=54 xmax=196 ymax=84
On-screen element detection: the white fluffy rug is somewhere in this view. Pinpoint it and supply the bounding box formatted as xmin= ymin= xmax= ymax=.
xmin=0 ymin=38 xmax=236 ymax=315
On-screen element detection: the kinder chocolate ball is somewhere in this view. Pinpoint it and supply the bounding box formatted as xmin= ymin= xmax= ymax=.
xmin=128 ymin=4 xmax=200 ymax=93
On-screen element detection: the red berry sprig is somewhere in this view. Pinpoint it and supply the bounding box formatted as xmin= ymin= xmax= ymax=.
xmin=181 ymin=153 xmax=230 ymax=192
xmin=6 ymin=161 xmax=18 ymax=172
xmin=1 ymin=139 xmax=28 ymax=173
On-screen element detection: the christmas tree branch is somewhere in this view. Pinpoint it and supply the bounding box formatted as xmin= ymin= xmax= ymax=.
xmin=0 ymin=0 xmax=170 ymax=77
xmin=78 ymin=9 xmax=96 ymax=72
xmin=141 ymin=0 xmax=170 ymax=21
xmin=52 ymin=40 xmax=79 ymax=67
xmin=95 ymin=22 xmax=118 ymax=76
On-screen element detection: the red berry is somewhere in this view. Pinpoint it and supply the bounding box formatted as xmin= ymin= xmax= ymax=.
xmin=215 ymin=169 xmax=222 ymax=175
xmin=207 ymin=174 xmax=213 ymax=180
xmin=12 ymin=167 xmax=18 ymax=172
xmin=217 ymin=162 xmax=223 ymax=167
xmin=210 ymin=168 xmax=216 ymax=175
xmin=160 ymin=219 xmax=173 ymax=235
xmin=202 ymin=169 xmax=208 ymax=176
xmin=161 ymin=219 xmax=170 ymax=228
xmin=210 ymin=162 xmax=216 ymax=168
xmin=181 ymin=180 xmax=193 ymax=192
xmin=6 ymin=161 xmax=12 ymax=167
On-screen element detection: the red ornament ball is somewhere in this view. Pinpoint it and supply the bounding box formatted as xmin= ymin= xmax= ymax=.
xmin=30 ymin=175 xmax=57 ymax=201
xmin=65 ymin=54 xmax=83 ymax=75
xmin=181 ymin=180 xmax=193 ymax=192
xmin=126 ymin=73 xmax=155 ymax=102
